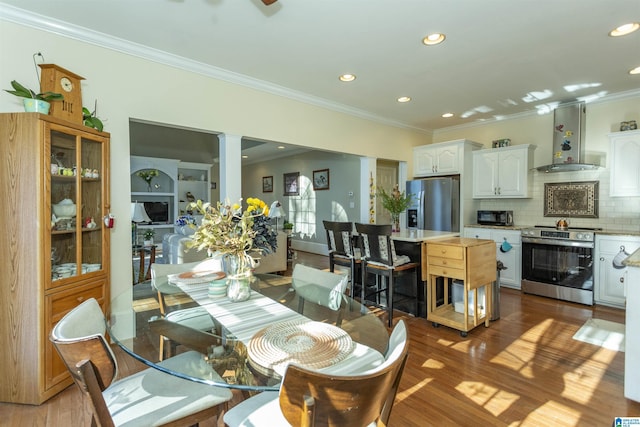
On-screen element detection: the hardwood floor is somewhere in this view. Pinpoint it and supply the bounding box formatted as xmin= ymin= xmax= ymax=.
xmin=2 ymin=251 xmax=639 ymax=426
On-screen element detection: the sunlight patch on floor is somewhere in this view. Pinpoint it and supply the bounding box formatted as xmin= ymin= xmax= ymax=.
xmin=452 ymin=340 xmax=473 ymax=353
xmin=561 ymin=347 xmax=617 ymax=405
xmin=490 ymin=318 xmax=555 ymax=374
xmin=422 ymin=358 xmax=445 ymax=369
xmin=436 ymin=338 xmax=455 ymax=347
xmin=519 ymin=400 xmax=582 ymax=427
xmin=455 ymin=381 xmax=520 ymax=417
xmin=396 ymin=377 xmax=434 ymax=401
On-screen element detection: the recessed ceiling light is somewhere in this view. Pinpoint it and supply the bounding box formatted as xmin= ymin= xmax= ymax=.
xmin=609 ymin=22 xmax=640 ymax=36
xmin=339 ymin=74 xmax=356 ymax=82
xmin=242 ymin=155 xmax=248 ymax=159
xmin=397 ymin=96 xmax=411 ymax=103
xmin=277 ymin=145 xmax=285 ymax=149
xmin=422 ymin=33 xmax=446 ymax=45
xmin=630 ymin=66 xmax=640 ymax=75
xmin=442 ymin=113 xmax=454 ymax=118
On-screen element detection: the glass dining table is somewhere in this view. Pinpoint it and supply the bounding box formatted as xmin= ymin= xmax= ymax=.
xmin=108 ymin=271 xmax=390 ymax=392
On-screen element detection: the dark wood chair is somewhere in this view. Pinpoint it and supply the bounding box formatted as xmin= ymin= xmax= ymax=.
xmin=224 ymin=319 xmax=409 ymax=427
xmin=132 ymin=244 xmax=155 ymax=284
xmin=322 ymin=220 xmax=361 ymax=297
xmin=355 ymin=223 xmax=420 ymax=327
xmin=50 ymin=298 xmax=231 ymax=427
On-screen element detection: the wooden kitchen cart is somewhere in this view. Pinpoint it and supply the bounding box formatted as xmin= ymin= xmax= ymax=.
xmin=425 ymin=238 xmax=496 ymax=336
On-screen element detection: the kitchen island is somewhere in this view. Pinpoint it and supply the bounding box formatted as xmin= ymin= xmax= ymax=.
xmin=390 ymin=229 xmax=460 ymax=317
xmin=392 ymin=229 xmax=459 ymax=243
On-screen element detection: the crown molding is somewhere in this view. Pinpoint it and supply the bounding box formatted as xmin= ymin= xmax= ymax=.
xmin=0 ymin=3 xmax=427 ymax=134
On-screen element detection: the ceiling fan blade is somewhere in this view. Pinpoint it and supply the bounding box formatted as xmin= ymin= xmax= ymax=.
xmin=261 ymin=0 xmax=278 ymax=4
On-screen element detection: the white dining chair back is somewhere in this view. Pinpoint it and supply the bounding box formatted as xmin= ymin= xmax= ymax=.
xmin=291 ymin=264 xmax=349 ymax=313
xmin=151 ymin=258 xmax=222 ymax=359
xmin=51 ymin=298 xmax=232 ymax=427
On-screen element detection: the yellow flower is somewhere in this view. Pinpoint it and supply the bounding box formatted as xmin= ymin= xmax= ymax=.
xmin=187 ymin=197 xmax=277 ymax=258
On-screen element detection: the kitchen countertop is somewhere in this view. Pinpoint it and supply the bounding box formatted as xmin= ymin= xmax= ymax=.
xmin=594 ymin=230 xmax=640 ymax=237
xmin=623 ymin=248 xmax=640 ymax=268
xmin=464 ymin=224 xmax=529 ymax=230
xmin=391 ymin=229 xmax=459 ymax=243
xmin=465 ymin=224 xmax=640 ymax=237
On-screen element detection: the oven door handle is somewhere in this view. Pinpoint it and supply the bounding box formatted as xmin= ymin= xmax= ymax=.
xmin=521 ymin=237 xmax=594 ymax=249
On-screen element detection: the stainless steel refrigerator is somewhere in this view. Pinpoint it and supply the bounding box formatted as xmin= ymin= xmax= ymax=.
xmin=406 ymin=176 xmax=460 ymax=231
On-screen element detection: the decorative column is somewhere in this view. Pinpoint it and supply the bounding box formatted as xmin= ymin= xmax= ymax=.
xmin=218 ymin=133 xmax=242 ymax=202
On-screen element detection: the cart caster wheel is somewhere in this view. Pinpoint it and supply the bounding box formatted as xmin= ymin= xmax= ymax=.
xmin=432 ymin=322 xmax=440 ymax=328
xmin=460 ymin=331 xmax=468 ymax=338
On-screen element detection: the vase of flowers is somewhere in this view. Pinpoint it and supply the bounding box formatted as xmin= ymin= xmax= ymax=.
xmin=187 ymin=197 xmax=278 ymax=302
xmin=136 ymin=169 xmax=159 ymax=192
xmin=377 ymin=184 xmax=413 ymax=232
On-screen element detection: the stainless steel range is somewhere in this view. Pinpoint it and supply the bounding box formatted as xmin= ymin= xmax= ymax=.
xmin=521 ymin=226 xmax=600 ymax=305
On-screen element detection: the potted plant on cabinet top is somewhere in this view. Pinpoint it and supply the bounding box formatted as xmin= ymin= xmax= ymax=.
xmin=377 ymin=184 xmax=413 ymax=232
xmin=83 ymin=106 xmax=104 ymax=132
xmin=143 ymin=229 xmax=156 ymax=246
xmin=4 ymin=80 xmax=63 ymax=114
xmin=283 ymin=220 xmax=294 ymax=235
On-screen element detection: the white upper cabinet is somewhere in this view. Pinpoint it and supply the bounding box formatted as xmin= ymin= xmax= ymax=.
xmin=472 ymin=144 xmax=536 ymax=198
xmin=413 ymin=139 xmax=481 ymax=177
xmin=609 ymin=130 xmax=640 ymax=197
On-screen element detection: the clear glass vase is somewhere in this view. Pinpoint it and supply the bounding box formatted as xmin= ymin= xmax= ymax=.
xmin=391 ymin=214 xmax=400 ymax=232
xmin=224 ymin=253 xmax=254 ymax=302
xmin=226 ymin=270 xmax=253 ymax=302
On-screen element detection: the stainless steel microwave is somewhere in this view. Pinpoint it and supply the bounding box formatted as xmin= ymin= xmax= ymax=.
xmin=477 ymin=210 xmax=513 ymax=226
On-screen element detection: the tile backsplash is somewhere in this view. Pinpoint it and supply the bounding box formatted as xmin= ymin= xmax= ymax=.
xmin=475 ymin=167 xmax=640 ymax=232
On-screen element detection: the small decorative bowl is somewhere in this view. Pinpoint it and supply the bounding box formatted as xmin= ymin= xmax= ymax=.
xmin=53 ymin=199 xmax=76 ymax=217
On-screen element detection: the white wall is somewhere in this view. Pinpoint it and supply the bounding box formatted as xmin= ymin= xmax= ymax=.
xmin=433 ymin=96 xmax=640 ymax=232
xmin=0 ymin=20 xmax=429 ymax=305
xmin=242 ymin=151 xmax=362 ymax=254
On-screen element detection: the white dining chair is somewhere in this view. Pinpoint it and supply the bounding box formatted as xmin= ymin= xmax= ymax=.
xmin=223 ymin=319 xmax=408 ymax=427
xmin=291 ymin=264 xmax=349 ymax=324
xmin=151 ymin=258 xmax=222 ymax=359
xmin=51 ymin=298 xmax=232 ymax=427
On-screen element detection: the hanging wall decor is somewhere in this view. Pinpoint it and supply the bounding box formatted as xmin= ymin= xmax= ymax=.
xmin=283 ymin=172 xmax=299 ymax=196
xmin=544 ymin=181 xmax=599 ymax=218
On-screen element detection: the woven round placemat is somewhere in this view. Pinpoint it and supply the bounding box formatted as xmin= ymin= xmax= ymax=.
xmin=248 ymin=320 xmax=354 ymax=377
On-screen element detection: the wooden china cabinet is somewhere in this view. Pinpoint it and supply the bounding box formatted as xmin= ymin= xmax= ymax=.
xmin=0 ymin=113 xmax=110 ymax=404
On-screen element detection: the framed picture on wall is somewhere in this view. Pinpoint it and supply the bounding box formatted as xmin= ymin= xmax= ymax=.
xmin=312 ymin=169 xmax=330 ymax=190
xmin=262 ymin=176 xmax=273 ymax=193
xmin=283 ymin=172 xmax=300 ymax=196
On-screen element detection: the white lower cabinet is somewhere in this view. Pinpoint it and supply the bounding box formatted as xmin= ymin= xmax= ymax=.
xmin=594 ymin=234 xmax=640 ymax=308
xmin=463 ymin=227 xmax=522 ymax=289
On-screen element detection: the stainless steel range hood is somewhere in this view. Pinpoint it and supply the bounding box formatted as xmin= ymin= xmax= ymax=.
xmin=536 ymin=102 xmax=600 ymax=172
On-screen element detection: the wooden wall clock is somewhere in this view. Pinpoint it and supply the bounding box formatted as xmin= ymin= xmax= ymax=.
xmin=38 ymin=64 xmax=84 ymax=124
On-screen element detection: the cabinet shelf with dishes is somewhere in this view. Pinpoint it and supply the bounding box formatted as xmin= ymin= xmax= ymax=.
xmin=0 ymin=113 xmax=110 ymax=404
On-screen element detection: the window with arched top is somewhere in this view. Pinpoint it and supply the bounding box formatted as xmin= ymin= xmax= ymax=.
xmin=287 ymin=175 xmax=317 ymax=239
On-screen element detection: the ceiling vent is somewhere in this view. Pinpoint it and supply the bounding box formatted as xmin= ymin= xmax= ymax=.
xmin=536 ymin=102 xmax=600 ymax=172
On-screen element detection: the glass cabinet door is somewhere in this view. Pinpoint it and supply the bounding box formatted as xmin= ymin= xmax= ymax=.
xmin=48 ymin=124 xmax=106 ymax=287
xmin=80 ymin=137 xmax=104 ymax=271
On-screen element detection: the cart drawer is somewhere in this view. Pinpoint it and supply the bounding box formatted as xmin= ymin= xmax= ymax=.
xmin=427 ymin=244 xmax=464 ymax=260
xmin=428 ymin=264 xmax=465 ymax=280
xmin=427 ymin=256 xmax=465 ymax=269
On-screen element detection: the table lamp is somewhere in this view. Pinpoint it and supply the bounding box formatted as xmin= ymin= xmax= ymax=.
xmin=268 ymin=200 xmax=285 ymax=230
xmin=131 ymin=202 xmax=151 ymax=245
